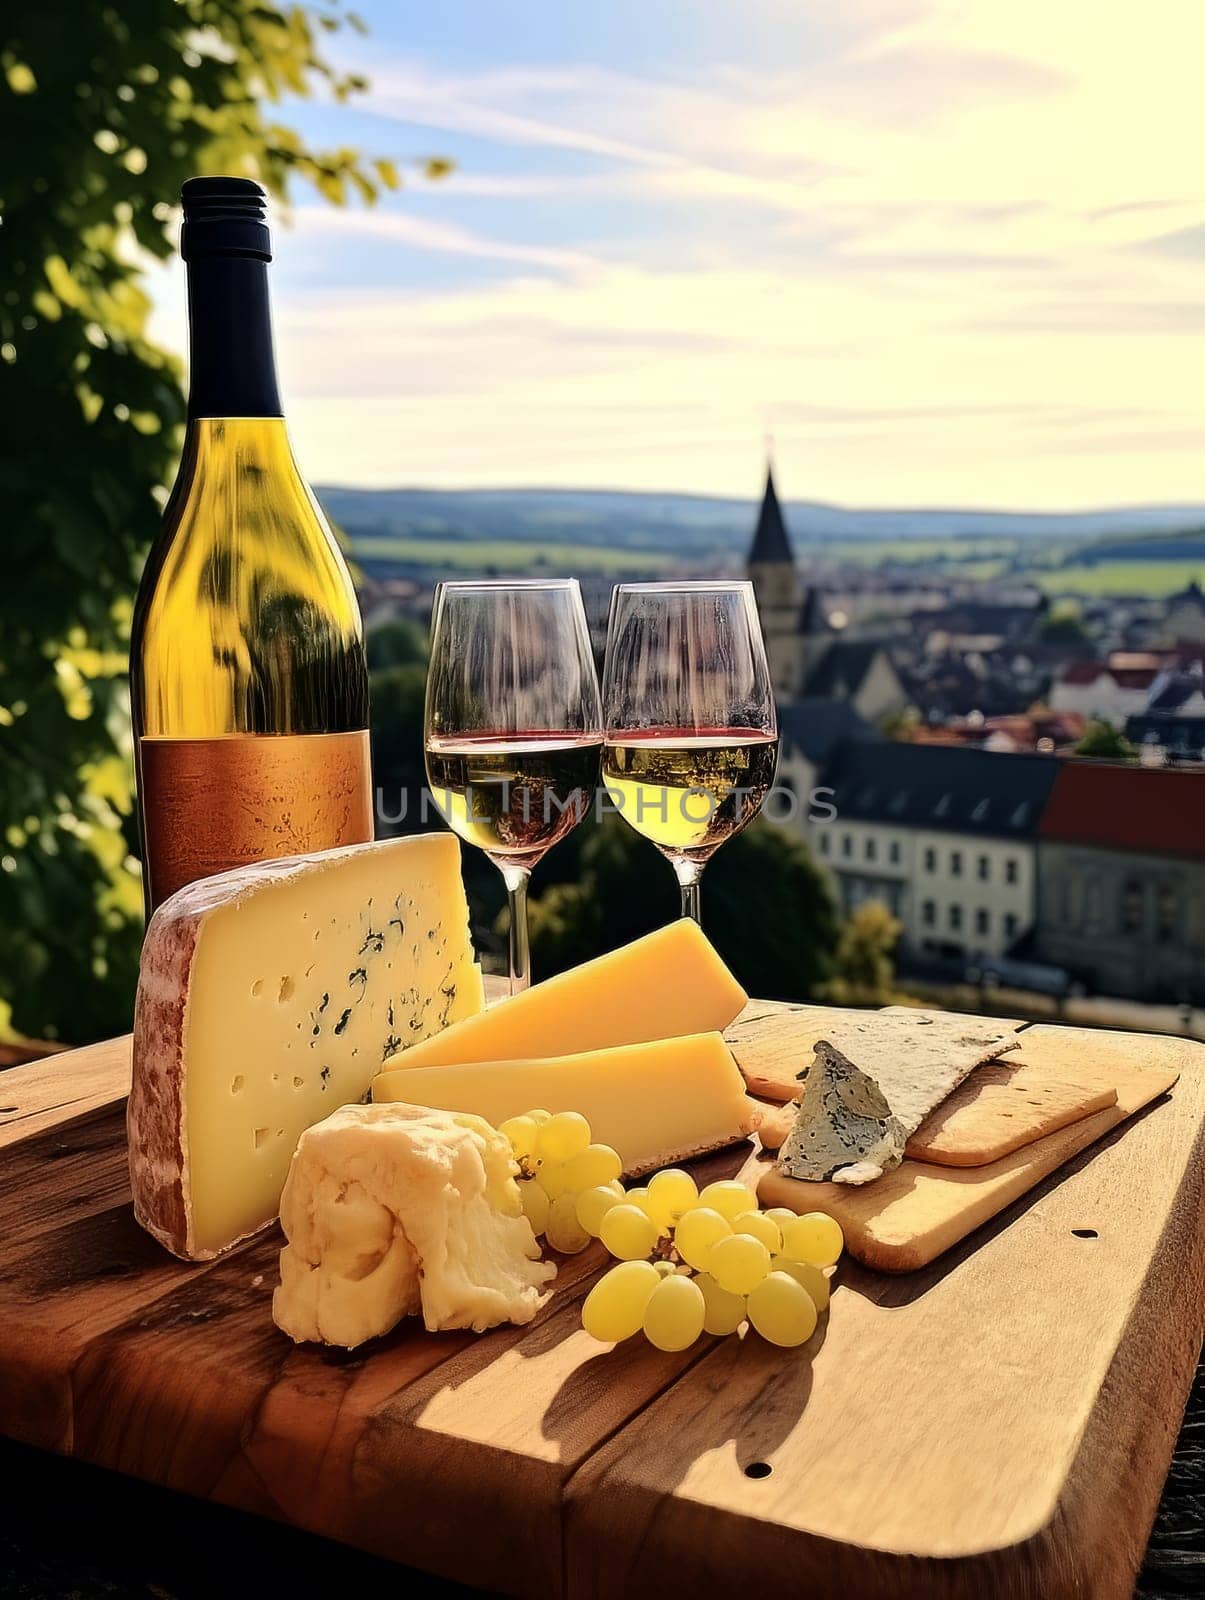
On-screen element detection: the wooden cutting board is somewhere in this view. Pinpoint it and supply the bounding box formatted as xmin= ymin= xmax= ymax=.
xmin=1 ymin=1003 xmax=1203 ymax=1600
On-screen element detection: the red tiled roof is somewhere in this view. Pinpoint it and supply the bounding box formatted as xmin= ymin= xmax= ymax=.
xmin=1058 ymin=661 xmax=1104 ymax=685
xmin=1039 ymin=762 xmax=1205 ymax=858
xmin=1108 ymin=651 xmax=1162 ymax=672
xmin=1057 ymin=660 xmax=1158 ymax=690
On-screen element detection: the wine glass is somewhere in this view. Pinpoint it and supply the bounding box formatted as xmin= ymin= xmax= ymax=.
xmin=601 ymin=581 xmax=778 ymax=924
xmin=425 ymin=579 xmax=603 ymax=993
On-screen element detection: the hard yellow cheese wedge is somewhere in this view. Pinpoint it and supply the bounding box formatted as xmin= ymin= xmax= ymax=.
xmin=373 ymin=1032 xmax=759 ymax=1176
xmin=383 ymin=917 xmax=747 ymax=1071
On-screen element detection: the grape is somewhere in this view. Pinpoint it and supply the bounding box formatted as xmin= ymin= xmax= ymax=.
xmin=674 ymin=1206 xmax=731 ymax=1271
xmin=708 ymin=1233 xmax=772 ymax=1295
xmin=499 ymin=1114 xmax=540 ymax=1161
xmin=537 ymin=1111 xmax=592 ymax=1163
xmin=780 ymin=1212 xmax=844 ymax=1269
xmin=536 ymin=1160 xmax=571 ymax=1199
xmin=696 ymin=1272 xmax=746 ymax=1335
xmin=654 ymin=1260 xmax=677 ymax=1278
xmin=600 ymin=1203 xmax=661 ymax=1261
xmin=526 ymin=1108 xmax=552 ymax=1125
xmin=564 ymin=1142 xmax=623 ymax=1191
xmin=582 ymin=1261 xmax=659 ymax=1342
xmin=764 ymin=1207 xmax=797 ymax=1230
xmin=641 ymin=1273 xmax=706 ymax=1352
xmin=746 ymin=1271 xmax=818 ymax=1347
xmin=519 ymin=1178 xmax=550 ymax=1236
xmin=625 ymin=1185 xmax=652 ymax=1215
xmin=547 ymin=1192 xmax=592 ymax=1254
xmin=645 ymin=1168 xmax=698 ymax=1226
xmin=576 ymin=1182 xmax=624 ymax=1237
xmin=771 ymin=1255 xmax=830 ymax=1313
xmin=730 ymin=1210 xmax=781 ymax=1253
xmin=697 ymin=1180 xmax=756 ymax=1221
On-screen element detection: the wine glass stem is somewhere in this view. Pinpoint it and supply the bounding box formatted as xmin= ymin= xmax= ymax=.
xmin=500 ymin=864 xmax=532 ymax=994
xmin=673 ymin=859 xmax=704 ymax=925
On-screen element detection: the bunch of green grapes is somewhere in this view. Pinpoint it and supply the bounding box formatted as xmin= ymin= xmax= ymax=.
xmin=499 ymin=1109 xmax=624 ymax=1255
xmin=579 ymin=1172 xmax=842 ymax=1352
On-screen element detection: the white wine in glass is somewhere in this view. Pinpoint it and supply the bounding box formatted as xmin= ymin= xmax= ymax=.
xmin=602 ymin=581 xmax=778 ymax=924
xmin=425 ymin=580 xmax=603 ymax=993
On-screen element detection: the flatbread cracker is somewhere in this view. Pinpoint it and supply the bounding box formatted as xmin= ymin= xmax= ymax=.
xmin=904 ymin=1059 xmax=1117 ymax=1166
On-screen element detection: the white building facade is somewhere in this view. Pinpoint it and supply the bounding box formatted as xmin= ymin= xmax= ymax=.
xmin=813 ymin=741 xmax=1059 ymax=963
xmin=814 ymin=819 xmax=1034 ymax=958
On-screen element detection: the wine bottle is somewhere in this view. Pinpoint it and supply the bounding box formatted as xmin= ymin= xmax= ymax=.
xmin=130 ymin=176 xmax=373 ymax=914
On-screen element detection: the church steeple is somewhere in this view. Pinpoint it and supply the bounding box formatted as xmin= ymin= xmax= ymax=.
xmin=747 ymin=465 xmax=794 ymax=566
xmin=746 ymin=459 xmax=804 ymax=699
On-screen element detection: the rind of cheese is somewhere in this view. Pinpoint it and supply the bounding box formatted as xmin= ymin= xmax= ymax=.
xmin=373 ymin=1032 xmax=759 ymax=1176
xmin=129 ymin=834 xmax=484 ymax=1261
xmin=273 ymin=1102 xmax=554 ymax=1348
xmin=383 ymin=918 xmax=747 ymax=1072
xmin=777 ymin=1012 xmax=1022 ymax=1185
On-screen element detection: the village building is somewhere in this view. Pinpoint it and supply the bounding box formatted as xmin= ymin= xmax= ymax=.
xmin=813 ymin=741 xmax=1059 ymax=962
xmin=746 ymin=467 xmax=907 ymax=724
xmin=1034 ymin=763 xmax=1205 ymax=1003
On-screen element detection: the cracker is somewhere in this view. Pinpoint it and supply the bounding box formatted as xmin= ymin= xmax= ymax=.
xmin=904 ymin=1059 xmax=1117 ymax=1166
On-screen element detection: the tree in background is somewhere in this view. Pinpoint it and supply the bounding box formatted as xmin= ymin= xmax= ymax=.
xmin=818 ymin=900 xmax=907 ymax=1007
xmin=1036 ymin=602 xmax=1092 ymax=649
xmin=0 ymin=4 xmax=422 ymax=1042
xmin=365 ymin=616 xmax=428 ymax=672
xmin=524 ymin=816 xmax=839 ymax=1002
xmin=1074 ymin=720 xmax=1136 ymax=761
xmin=881 ymin=705 xmax=921 ymax=741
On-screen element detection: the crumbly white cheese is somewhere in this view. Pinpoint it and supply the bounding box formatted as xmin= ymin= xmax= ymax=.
xmin=273 ymin=1102 xmax=555 ymax=1348
xmin=777 ymin=1012 xmax=1022 ymax=1185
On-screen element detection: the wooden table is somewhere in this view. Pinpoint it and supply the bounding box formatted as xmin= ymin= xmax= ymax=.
xmin=1 ymin=1004 xmax=1203 ymax=1600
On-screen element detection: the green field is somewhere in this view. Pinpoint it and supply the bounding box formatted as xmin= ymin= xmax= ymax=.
xmin=1038 ymin=560 xmax=1205 ymax=597
xmin=350 ymin=535 xmax=668 ymax=574
xmin=822 ymin=536 xmax=1017 ymax=569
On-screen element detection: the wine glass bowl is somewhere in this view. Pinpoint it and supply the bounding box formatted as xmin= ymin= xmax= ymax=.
xmin=425 ymin=579 xmax=603 ymax=991
xmin=601 ymin=581 xmax=778 ymax=922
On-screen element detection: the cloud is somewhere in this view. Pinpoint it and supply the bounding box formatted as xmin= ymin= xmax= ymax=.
xmin=290 ymin=205 xmax=598 ymax=273
xmin=1141 ymin=223 xmax=1205 ymax=259
xmin=150 ymin=0 xmax=1205 ymax=505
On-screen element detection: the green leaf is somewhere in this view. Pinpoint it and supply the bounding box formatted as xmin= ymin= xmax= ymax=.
xmin=0 ymin=0 xmax=447 ymax=1044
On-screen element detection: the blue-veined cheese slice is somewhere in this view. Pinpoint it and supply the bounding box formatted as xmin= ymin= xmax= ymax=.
xmin=129 ymin=834 xmax=483 ymax=1260
xmin=778 ymin=1012 xmax=1023 ymax=1185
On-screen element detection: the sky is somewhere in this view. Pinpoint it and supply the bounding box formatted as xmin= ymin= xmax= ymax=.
xmin=151 ymin=0 xmax=1205 ymax=508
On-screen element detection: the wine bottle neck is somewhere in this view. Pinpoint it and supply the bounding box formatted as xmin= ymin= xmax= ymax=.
xmin=186 ymin=254 xmax=283 ymax=421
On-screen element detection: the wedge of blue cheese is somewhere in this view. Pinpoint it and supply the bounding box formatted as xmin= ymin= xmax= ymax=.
xmin=777 ymin=1012 xmax=1023 ymax=1185
xmin=129 ymin=833 xmax=484 ymax=1261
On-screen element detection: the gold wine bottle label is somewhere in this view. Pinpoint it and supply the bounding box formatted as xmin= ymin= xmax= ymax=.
xmin=138 ymin=730 xmax=373 ymax=911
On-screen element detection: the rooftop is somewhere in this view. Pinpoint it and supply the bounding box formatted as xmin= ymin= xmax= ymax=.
xmin=803 ymin=639 xmax=884 ymax=700
xmin=1039 ymin=762 xmax=1205 ymax=858
xmin=1058 ymin=660 xmax=1161 ymax=691
xmin=820 ymin=740 xmax=1061 ymax=839
xmin=1168 ymin=578 xmax=1205 ymax=610
xmin=779 ymin=698 xmax=877 ymax=765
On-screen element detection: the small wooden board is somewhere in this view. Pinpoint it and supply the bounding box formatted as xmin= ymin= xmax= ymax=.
xmin=1 ymin=1005 xmax=1203 ymax=1600
xmin=759 ymin=1032 xmax=1179 ymax=1271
